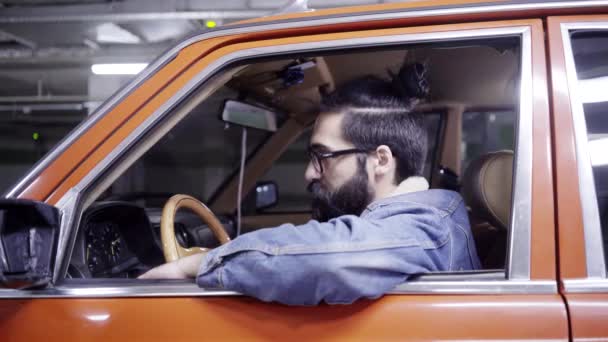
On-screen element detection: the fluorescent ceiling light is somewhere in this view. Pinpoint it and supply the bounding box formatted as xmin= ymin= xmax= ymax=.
xmin=91 ymin=63 xmax=147 ymax=75
xmin=96 ymin=23 xmax=141 ymax=44
xmin=579 ymin=76 xmax=608 ymax=104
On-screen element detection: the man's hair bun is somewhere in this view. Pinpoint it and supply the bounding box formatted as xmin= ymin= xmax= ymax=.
xmin=389 ymin=62 xmax=430 ymax=102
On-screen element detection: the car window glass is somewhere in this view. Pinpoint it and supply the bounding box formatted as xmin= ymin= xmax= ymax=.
xmin=570 ymin=30 xmax=608 ymax=268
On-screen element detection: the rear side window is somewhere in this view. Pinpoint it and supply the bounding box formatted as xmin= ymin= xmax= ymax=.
xmin=569 ymin=30 xmax=608 ymax=268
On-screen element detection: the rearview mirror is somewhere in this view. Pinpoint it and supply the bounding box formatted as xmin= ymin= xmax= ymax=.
xmin=221 ymin=100 xmax=278 ymax=132
xmin=0 ymin=199 xmax=60 ymax=289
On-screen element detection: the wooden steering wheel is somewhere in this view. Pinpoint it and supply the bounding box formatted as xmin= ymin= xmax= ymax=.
xmin=161 ymin=194 xmax=231 ymax=262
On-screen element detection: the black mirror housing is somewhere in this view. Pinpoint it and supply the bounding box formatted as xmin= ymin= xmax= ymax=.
xmin=0 ymin=199 xmax=60 ymax=289
xmin=255 ymin=181 xmax=279 ymax=211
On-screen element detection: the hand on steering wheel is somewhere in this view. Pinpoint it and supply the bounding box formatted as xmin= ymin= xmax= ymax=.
xmin=161 ymin=194 xmax=231 ymax=263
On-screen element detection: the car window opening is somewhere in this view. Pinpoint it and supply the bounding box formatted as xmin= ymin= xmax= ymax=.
xmin=65 ymin=35 xmax=521 ymax=285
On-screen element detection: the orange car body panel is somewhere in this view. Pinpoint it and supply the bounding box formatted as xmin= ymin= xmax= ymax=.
xmin=565 ymin=294 xmax=608 ymax=341
xmin=1 ymin=295 xmax=567 ymax=341
xmin=529 ymin=18 xmax=557 ymax=281
xmin=547 ymin=16 xmax=588 ymax=280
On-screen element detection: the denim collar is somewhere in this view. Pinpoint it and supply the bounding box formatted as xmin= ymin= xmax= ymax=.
xmin=361 ymin=176 xmax=431 ymax=217
xmin=389 ymin=176 xmax=429 ymax=197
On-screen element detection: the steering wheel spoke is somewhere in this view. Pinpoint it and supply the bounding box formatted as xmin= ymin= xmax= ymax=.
xmin=178 ymin=246 xmax=210 ymax=258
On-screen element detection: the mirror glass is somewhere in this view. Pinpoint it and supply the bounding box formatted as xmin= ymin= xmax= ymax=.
xmin=221 ymin=100 xmax=278 ymax=132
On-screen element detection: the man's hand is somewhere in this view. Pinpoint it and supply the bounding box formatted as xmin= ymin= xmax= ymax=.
xmin=138 ymin=252 xmax=207 ymax=279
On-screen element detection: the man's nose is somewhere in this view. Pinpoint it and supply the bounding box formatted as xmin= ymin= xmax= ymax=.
xmin=304 ymin=160 xmax=320 ymax=183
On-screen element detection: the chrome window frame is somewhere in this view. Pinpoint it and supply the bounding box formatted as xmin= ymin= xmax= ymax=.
xmin=0 ymin=25 xmax=552 ymax=298
xmin=561 ymin=22 xmax=608 ymax=293
xmin=0 ymin=274 xmax=556 ymax=299
xmin=5 ymin=0 xmax=608 ymax=199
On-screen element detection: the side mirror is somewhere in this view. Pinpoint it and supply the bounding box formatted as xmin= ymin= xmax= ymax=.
xmin=221 ymin=100 xmax=278 ymax=132
xmin=0 ymin=199 xmax=60 ymax=289
xmin=255 ymin=182 xmax=278 ymax=211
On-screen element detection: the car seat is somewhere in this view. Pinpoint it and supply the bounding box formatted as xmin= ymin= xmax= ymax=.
xmin=461 ymin=150 xmax=513 ymax=269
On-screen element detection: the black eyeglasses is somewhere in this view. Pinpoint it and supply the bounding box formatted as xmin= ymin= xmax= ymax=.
xmin=307 ymin=147 xmax=370 ymax=174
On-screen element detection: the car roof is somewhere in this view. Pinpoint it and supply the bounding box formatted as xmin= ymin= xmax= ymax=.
xmin=225 ymin=0 xmax=596 ymax=26
xmin=230 ymin=0 xmax=510 ymax=26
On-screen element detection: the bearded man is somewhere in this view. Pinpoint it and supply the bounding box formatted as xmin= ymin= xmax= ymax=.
xmin=140 ymin=73 xmax=481 ymax=305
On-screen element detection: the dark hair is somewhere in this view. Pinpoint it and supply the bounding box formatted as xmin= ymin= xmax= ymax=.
xmin=320 ymin=73 xmax=428 ymax=184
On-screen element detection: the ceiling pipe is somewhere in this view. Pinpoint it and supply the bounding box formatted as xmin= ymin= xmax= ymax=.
xmin=0 ymin=0 xmax=317 ymax=23
xmin=0 ymin=44 xmax=166 ymax=62
xmin=0 ymin=95 xmax=102 ymax=102
xmin=0 ymin=10 xmax=271 ymax=23
xmin=0 ymin=102 xmax=88 ymax=112
xmin=0 ymin=29 xmax=36 ymax=48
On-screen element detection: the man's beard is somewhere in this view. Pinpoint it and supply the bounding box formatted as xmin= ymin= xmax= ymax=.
xmin=308 ymin=159 xmax=375 ymax=222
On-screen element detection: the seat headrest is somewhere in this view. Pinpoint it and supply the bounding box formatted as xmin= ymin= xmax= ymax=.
xmin=461 ymin=151 xmax=513 ymax=230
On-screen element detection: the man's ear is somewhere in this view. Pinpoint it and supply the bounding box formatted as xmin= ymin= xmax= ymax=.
xmin=373 ymin=145 xmax=394 ymax=176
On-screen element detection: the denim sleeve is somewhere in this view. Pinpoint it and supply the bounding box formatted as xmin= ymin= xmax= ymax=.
xmin=196 ymin=215 xmax=440 ymax=306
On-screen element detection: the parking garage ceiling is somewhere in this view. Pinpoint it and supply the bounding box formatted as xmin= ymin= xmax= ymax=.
xmin=0 ymin=0 xmax=406 ymax=105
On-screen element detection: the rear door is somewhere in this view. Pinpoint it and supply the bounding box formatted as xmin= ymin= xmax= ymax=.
xmin=1 ymin=12 xmax=567 ymax=342
xmin=548 ymin=15 xmax=608 ymax=341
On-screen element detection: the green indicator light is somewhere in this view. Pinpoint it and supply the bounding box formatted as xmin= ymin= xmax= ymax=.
xmin=205 ymin=20 xmax=217 ymax=28
xmin=32 ymin=132 xmax=40 ymax=141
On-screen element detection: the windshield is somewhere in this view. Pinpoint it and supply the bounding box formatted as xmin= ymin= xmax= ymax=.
xmin=104 ymin=86 xmax=273 ymax=208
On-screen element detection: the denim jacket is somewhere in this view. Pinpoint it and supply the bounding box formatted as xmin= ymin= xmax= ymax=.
xmin=197 ymin=179 xmax=481 ymax=305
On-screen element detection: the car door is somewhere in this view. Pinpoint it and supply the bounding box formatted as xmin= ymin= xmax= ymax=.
xmin=1 ymin=9 xmax=568 ymax=342
xmin=548 ymin=15 xmax=608 ymax=341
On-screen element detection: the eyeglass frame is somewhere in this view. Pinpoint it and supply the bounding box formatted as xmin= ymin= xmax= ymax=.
xmin=307 ymin=147 xmax=372 ymax=174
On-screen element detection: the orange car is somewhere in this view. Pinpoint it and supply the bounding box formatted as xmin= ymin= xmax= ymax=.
xmin=1 ymin=0 xmax=608 ymax=340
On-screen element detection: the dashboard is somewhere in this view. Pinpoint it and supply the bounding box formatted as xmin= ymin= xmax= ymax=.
xmin=85 ymin=220 xmax=128 ymax=275
xmin=69 ymin=202 xmax=164 ymax=278
xmin=69 ymin=201 xmax=235 ymax=279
